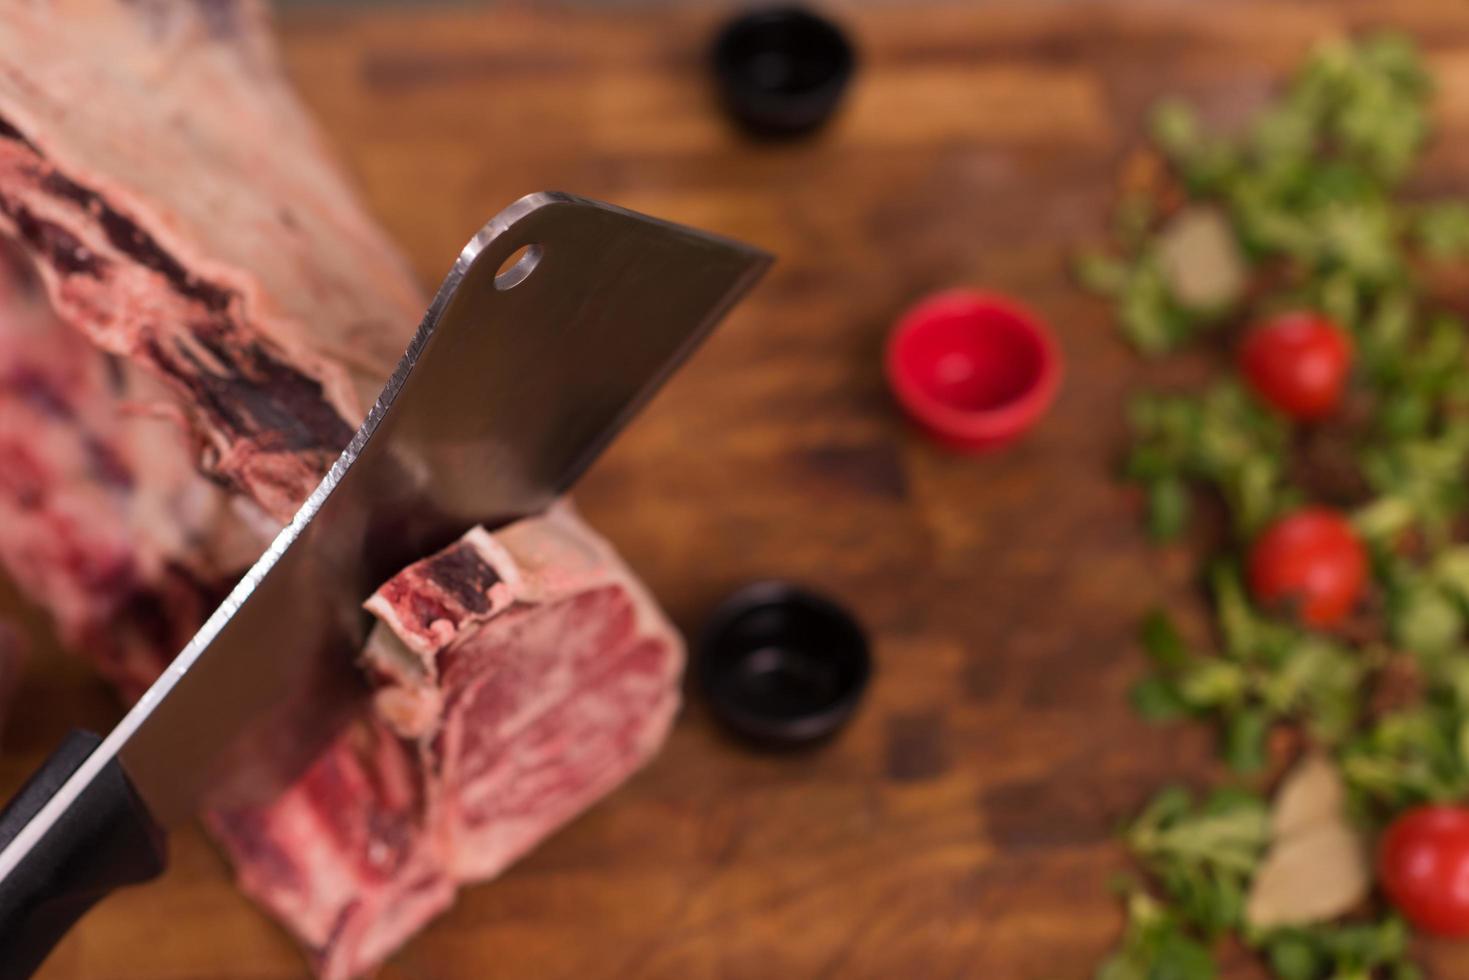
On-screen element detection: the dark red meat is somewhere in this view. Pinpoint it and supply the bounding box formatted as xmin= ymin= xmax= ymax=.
xmin=211 ymin=513 xmax=680 ymax=975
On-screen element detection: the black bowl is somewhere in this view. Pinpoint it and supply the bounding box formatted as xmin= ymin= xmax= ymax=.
xmin=697 ymin=581 xmax=871 ymax=747
xmin=710 ymin=6 xmax=856 ymax=137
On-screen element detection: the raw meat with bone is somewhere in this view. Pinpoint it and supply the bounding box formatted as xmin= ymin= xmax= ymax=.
xmin=0 ymin=1 xmax=684 ymax=976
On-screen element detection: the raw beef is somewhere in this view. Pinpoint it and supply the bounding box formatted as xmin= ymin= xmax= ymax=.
xmin=211 ymin=509 xmax=680 ymax=976
xmin=0 ymin=1 xmax=684 ymax=976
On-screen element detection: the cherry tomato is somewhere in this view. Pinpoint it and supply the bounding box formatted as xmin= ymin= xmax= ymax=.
xmin=1239 ymin=312 xmax=1353 ymax=420
xmin=1380 ymin=805 xmax=1469 ymax=937
xmin=1247 ymin=507 xmax=1367 ymax=627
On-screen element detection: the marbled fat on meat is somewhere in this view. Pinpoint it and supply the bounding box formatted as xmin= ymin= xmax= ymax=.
xmin=211 ymin=507 xmax=680 ymax=976
xmin=0 ymin=2 xmax=684 ymax=976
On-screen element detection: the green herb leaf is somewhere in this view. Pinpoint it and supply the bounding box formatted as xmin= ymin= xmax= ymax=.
xmin=1142 ymin=611 xmax=1190 ymax=670
xmin=1128 ymin=787 xmax=1270 ymax=936
xmin=1223 ymin=708 xmax=1270 ymax=773
xmin=1147 ymin=477 xmax=1191 ymax=540
xmin=1132 ymin=675 xmax=1192 ymax=722
xmin=1097 ymin=889 xmax=1219 ymax=980
xmin=1414 ymin=202 xmax=1469 ymax=259
xmin=1255 ymin=918 xmax=1415 ymax=980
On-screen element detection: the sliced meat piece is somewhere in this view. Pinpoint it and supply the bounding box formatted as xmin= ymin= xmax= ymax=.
xmin=210 ymin=506 xmax=681 ymax=979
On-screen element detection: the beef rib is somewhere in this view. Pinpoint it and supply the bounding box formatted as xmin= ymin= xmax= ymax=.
xmin=0 ymin=1 xmax=685 ymax=975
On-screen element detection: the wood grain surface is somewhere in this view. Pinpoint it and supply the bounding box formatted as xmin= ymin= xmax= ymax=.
xmin=14 ymin=1 xmax=1469 ymax=976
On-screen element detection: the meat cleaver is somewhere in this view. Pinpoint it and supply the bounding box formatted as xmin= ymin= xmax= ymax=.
xmin=0 ymin=192 xmax=770 ymax=974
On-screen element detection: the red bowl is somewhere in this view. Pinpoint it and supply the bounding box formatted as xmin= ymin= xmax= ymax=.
xmin=885 ymin=290 xmax=1062 ymax=452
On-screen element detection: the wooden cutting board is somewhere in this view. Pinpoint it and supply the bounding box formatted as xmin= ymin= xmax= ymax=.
xmin=13 ymin=0 xmax=1469 ymax=976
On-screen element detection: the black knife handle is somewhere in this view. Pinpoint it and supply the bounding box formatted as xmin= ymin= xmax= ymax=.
xmin=0 ymin=730 xmax=166 ymax=978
